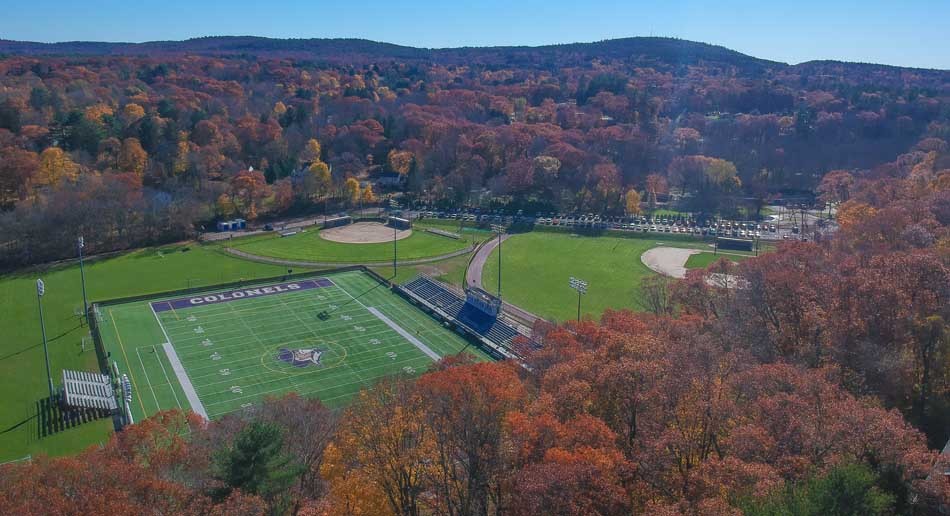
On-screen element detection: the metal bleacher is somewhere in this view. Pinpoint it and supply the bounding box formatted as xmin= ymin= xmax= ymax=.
xmin=62 ymin=369 xmax=118 ymax=411
xmin=400 ymin=277 xmax=530 ymax=357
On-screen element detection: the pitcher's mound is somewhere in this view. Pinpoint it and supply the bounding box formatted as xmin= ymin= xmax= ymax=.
xmin=319 ymin=222 xmax=412 ymax=244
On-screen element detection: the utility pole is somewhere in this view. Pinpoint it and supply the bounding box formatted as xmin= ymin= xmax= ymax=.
xmin=78 ymin=236 xmax=88 ymax=326
xmin=569 ymin=276 xmax=588 ymax=321
xmin=390 ymin=199 xmax=400 ymax=279
xmin=37 ymin=279 xmax=54 ymax=400
xmin=491 ymin=224 xmax=505 ymax=301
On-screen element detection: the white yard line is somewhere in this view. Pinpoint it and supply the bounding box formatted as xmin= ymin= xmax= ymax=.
xmin=333 ymin=281 xmax=442 ymax=361
xmin=367 ymin=307 xmax=441 ymax=361
xmin=151 ymin=303 xmax=209 ymax=419
xmin=135 ymin=347 xmax=162 ymax=410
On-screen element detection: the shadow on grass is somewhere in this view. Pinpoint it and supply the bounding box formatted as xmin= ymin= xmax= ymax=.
xmin=36 ymin=394 xmax=110 ymax=439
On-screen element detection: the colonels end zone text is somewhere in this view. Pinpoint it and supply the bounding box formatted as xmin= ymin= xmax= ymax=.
xmin=150 ymin=278 xmax=334 ymax=313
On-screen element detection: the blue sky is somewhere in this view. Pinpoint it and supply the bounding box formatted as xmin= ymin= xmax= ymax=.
xmin=2 ymin=0 xmax=948 ymax=69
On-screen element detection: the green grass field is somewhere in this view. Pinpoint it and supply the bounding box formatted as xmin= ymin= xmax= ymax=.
xmin=98 ymin=270 xmax=485 ymax=422
xmin=684 ymin=252 xmax=746 ymax=269
xmin=0 ymin=244 xmax=298 ymax=462
xmin=221 ymin=224 xmax=473 ymax=263
xmin=481 ymin=232 xmax=719 ymax=321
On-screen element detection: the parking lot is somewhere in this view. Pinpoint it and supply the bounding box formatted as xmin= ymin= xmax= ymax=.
xmin=411 ymin=208 xmax=811 ymax=241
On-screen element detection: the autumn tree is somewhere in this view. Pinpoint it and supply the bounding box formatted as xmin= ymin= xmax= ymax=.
xmin=322 ymin=379 xmax=432 ymax=516
xmin=388 ymin=149 xmax=414 ymax=175
xmin=36 ymin=147 xmax=79 ymax=186
xmin=415 ymin=362 xmax=527 ymax=515
xmin=227 ymin=168 xmax=272 ymax=220
xmin=361 ymin=184 xmax=377 ymax=204
xmin=343 ymin=177 xmax=361 ymax=206
xmin=117 ymin=138 xmax=149 ymax=176
xmin=299 ymin=138 xmax=324 ymax=165
xmin=625 ymin=189 xmax=642 ymax=215
xmin=0 ymin=146 xmax=39 ymax=205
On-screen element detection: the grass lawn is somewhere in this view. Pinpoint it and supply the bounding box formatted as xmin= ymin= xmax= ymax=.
xmin=480 ymin=232 xmax=715 ymax=322
xmin=684 ymin=252 xmax=747 ymax=269
xmin=0 ymin=244 xmax=298 ymax=462
xmin=370 ymin=252 xmax=471 ymax=287
xmin=99 ymin=270 xmax=486 ymax=422
xmin=220 ymin=225 xmax=472 ymax=263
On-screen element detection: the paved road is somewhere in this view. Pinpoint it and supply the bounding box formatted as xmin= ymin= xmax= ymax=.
xmin=465 ymin=235 xmax=546 ymax=326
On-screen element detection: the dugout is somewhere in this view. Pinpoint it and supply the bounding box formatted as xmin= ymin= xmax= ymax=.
xmin=388 ymin=216 xmax=411 ymax=230
xmin=323 ymin=216 xmax=352 ymax=229
xmin=716 ymin=237 xmax=754 ymax=252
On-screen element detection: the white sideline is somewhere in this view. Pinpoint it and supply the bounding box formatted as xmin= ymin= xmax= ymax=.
xmin=162 ymin=342 xmax=209 ymax=420
xmin=367 ymin=307 xmax=441 ymax=361
xmin=150 ymin=303 xmax=209 ymax=419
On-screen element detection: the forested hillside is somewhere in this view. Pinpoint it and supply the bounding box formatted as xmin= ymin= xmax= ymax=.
xmin=0 ymin=36 xmax=947 ymax=268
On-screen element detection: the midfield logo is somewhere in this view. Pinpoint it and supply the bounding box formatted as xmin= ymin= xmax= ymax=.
xmin=276 ymin=347 xmax=325 ymax=368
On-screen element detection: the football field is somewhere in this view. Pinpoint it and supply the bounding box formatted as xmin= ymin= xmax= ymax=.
xmin=96 ymin=270 xmax=485 ymax=421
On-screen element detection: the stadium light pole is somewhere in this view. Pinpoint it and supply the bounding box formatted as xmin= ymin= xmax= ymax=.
xmin=491 ymin=224 xmax=505 ymax=301
xmin=36 ymin=279 xmax=54 ymax=400
xmin=569 ymin=276 xmax=588 ymax=321
xmin=78 ymin=236 xmax=88 ymax=326
xmin=390 ymin=199 xmax=400 ymax=279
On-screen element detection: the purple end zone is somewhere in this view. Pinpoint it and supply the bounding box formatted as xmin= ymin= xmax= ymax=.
xmin=151 ymin=278 xmax=334 ymax=312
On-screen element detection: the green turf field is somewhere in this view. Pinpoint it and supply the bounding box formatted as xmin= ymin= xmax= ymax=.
xmin=481 ymin=232 xmax=721 ymax=321
xmin=220 ymin=224 xmax=473 ymax=263
xmin=97 ymin=270 xmax=486 ymax=422
xmin=0 ymin=244 xmax=298 ymax=462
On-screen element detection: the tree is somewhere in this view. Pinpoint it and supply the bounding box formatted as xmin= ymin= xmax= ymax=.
xmin=299 ymin=138 xmax=323 ymax=165
xmin=344 ymin=177 xmax=361 ymax=206
xmin=117 ymin=138 xmax=148 ymax=176
xmin=212 ymin=421 xmax=301 ymax=504
xmin=121 ymin=103 xmax=145 ymax=125
xmin=361 ymin=184 xmax=377 ymax=204
xmin=388 ymin=149 xmax=414 ymax=175
xmin=322 ymin=379 xmax=432 ymax=516
xmin=817 ymin=170 xmax=854 ymax=205
xmin=0 ymin=147 xmax=39 ymax=206
xmin=415 ymin=362 xmax=527 ymax=515
xmin=624 ymin=189 xmax=642 ymax=215
xmin=645 ymin=173 xmax=668 ymax=210
xmin=228 ymin=169 xmax=272 ymax=220
xmin=36 ymin=147 xmax=79 ymax=186
xmin=304 ymin=161 xmax=333 ymax=200
xmin=744 ymin=463 xmax=894 ymax=516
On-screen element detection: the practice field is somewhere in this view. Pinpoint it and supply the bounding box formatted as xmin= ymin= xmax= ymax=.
xmin=221 ymin=224 xmax=473 ymax=263
xmin=480 ymin=231 xmax=748 ymax=321
xmin=97 ymin=270 xmax=486 ymax=422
